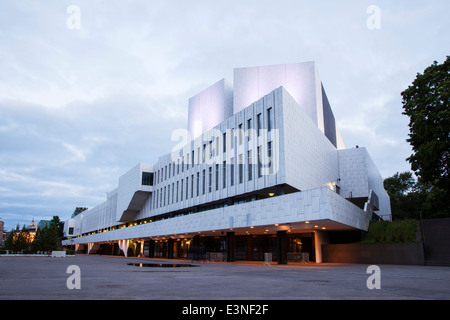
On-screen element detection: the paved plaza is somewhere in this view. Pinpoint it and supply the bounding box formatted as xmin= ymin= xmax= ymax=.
xmin=0 ymin=255 xmax=449 ymax=300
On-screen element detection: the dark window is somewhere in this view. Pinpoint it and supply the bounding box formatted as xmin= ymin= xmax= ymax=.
xmin=142 ymin=172 xmax=154 ymax=186
xmin=267 ymin=107 xmax=273 ymax=131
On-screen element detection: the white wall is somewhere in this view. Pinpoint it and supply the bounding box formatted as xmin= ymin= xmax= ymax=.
xmin=63 ymin=186 xmax=371 ymax=246
xmin=280 ymin=87 xmax=339 ymax=192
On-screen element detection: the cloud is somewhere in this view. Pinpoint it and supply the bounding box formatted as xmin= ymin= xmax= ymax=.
xmin=1 ymin=0 xmax=449 ymax=231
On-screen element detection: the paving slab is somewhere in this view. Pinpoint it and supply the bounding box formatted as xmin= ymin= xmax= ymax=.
xmin=0 ymin=255 xmax=449 ymax=300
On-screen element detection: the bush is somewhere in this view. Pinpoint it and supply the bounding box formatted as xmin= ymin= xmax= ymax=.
xmin=363 ymin=219 xmax=417 ymax=243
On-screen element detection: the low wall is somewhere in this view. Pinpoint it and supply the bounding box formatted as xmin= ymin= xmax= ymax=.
xmin=321 ymin=242 xmax=425 ymax=265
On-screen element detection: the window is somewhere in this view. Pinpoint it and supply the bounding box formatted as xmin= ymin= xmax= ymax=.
xmin=257 ymin=113 xmax=262 ymax=136
xmin=238 ymin=124 xmax=243 ymax=145
xmin=238 ymin=154 xmax=243 ymax=184
xmin=267 ymin=107 xmax=273 ymax=131
xmin=215 ymin=164 xmax=219 ymax=191
xmin=230 ymin=157 xmax=234 ymax=186
xmin=176 ymin=181 xmax=179 ymax=202
xmin=180 ymin=179 xmax=183 ymax=201
xmin=248 ymin=150 xmax=253 ymax=181
xmin=196 ymin=172 xmax=200 ymax=196
xmin=142 ymin=172 xmax=154 ymax=186
xmin=186 ymin=177 xmax=189 ymax=199
xmin=156 ymin=190 xmax=159 ymax=208
xmin=172 ymin=183 xmax=175 ymax=204
xmin=247 ymin=118 xmax=253 ymax=141
xmin=209 ymin=140 xmax=213 ymax=159
xmin=164 ymin=186 xmax=166 ymax=206
xmin=223 ymin=133 xmax=226 ymax=153
xmin=203 ymin=144 xmax=206 ymax=163
xmin=268 ymin=141 xmax=273 ymax=174
xmin=223 ymin=161 xmax=226 ymax=188
xmin=68 ymin=227 xmax=74 ymax=235
xmin=191 ymin=174 xmax=194 ymax=198
xmin=165 ymin=165 xmax=167 ymax=180
xmin=168 ymin=186 xmax=170 ymax=204
xmin=168 ymin=163 xmax=171 ymax=178
xmin=208 ymin=167 xmax=212 ymax=193
xmin=202 ymin=170 xmax=206 ymax=194
xmin=258 ymin=146 xmax=262 ymax=178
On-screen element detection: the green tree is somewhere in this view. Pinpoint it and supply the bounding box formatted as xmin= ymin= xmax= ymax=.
xmin=4 ymin=227 xmax=32 ymax=253
xmin=71 ymin=207 xmax=88 ymax=218
xmin=401 ymin=56 xmax=449 ymax=217
xmin=51 ymin=216 xmax=64 ymax=238
xmin=384 ymin=171 xmax=420 ymax=220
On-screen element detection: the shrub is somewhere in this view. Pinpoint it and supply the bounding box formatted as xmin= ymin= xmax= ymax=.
xmin=363 ymin=219 xmax=417 ymax=243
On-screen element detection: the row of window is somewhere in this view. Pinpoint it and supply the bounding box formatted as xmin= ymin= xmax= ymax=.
xmin=153 ymin=107 xmax=274 ymax=187
xmin=152 ymin=141 xmax=275 ymax=210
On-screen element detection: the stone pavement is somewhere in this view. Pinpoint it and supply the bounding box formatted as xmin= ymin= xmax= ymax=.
xmin=0 ymin=254 xmax=449 ymax=300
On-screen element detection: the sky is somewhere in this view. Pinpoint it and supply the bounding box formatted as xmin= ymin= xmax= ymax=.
xmin=0 ymin=0 xmax=449 ymax=232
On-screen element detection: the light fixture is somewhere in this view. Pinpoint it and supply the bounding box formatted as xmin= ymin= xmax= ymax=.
xmin=322 ymin=227 xmax=326 ymax=230
xmin=314 ymin=225 xmax=319 ymax=228
xmin=305 ymin=221 xmax=310 ymax=224
xmin=274 ymin=224 xmax=279 ymax=226
xmin=250 ymin=226 xmax=254 ymax=229
xmin=268 ymin=192 xmax=275 ymax=197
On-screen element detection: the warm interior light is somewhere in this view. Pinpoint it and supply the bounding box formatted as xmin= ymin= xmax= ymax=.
xmin=305 ymin=221 xmax=310 ymax=224
xmin=322 ymin=227 xmax=326 ymax=230
xmin=268 ymin=192 xmax=275 ymax=197
xmin=250 ymin=226 xmax=254 ymax=229
xmin=274 ymin=224 xmax=279 ymax=226
xmin=314 ymin=225 xmax=319 ymax=228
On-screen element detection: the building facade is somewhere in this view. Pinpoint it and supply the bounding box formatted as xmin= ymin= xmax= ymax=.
xmin=62 ymin=62 xmax=391 ymax=263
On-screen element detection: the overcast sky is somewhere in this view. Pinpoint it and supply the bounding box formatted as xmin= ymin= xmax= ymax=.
xmin=0 ymin=0 xmax=449 ymax=231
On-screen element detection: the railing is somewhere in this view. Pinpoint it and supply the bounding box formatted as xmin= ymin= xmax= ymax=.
xmin=206 ymin=252 xmax=225 ymax=262
xmin=287 ymin=252 xmax=310 ymax=263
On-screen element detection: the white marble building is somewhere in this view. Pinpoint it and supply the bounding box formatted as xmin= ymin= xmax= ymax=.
xmin=63 ymin=62 xmax=391 ymax=263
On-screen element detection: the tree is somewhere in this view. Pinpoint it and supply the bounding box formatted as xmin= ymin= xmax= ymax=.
xmin=33 ymin=224 xmax=58 ymax=252
xmin=384 ymin=172 xmax=421 ymax=220
xmin=51 ymin=216 xmax=64 ymax=238
xmin=401 ymin=56 xmax=450 ymax=217
xmin=71 ymin=207 xmax=88 ymax=218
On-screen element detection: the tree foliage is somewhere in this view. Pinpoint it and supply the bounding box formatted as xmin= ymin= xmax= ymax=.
xmin=384 ymin=171 xmax=448 ymax=220
xmin=71 ymin=207 xmax=88 ymax=218
xmin=401 ymin=56 xmax=450 ymax=217
xmin=401 ymin=56 xmax=450 ymax=187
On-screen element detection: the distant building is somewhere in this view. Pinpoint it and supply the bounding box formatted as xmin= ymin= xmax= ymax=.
xmin=63 ymin=62 xmax=391 ymax=263
xmin=0 ymin=221 xmax=5 ymax=244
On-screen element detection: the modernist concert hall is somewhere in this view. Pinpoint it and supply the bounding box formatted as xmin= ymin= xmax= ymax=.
xmin=63 ymin=62 xmax=391 ymax=263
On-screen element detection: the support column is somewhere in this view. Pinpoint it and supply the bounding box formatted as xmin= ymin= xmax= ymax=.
xmin=314 ymin=230 xmax=329 ymax=263
xmin=277 ymin=231 xmax=288 ymax=264
xmin=226 ymin=232 xmax=235 ymax=262
xmin=246 ymin=235 xmax=253 ymax=261
xmin=168 ymin=238 xmax=174 ymax=259
xmin=148 ymin=240 xmax=155 ymax=258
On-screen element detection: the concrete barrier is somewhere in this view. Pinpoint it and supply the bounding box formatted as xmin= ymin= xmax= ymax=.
xmin=51 ymin=251 xmax=66 ymax=258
